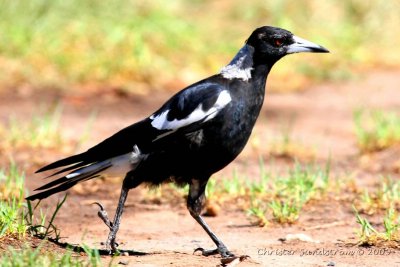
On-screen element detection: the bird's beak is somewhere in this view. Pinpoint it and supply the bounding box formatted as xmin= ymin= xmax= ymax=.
xmin=287 ymin=35 xmax=329 ymax=54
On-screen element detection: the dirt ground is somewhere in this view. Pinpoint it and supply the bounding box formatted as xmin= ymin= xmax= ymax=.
xmin=2 ymin=69 xmax=400 ymax=266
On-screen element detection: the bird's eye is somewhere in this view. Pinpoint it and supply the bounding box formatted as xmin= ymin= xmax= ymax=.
xmin=273 ymin=38 xmax=284 ymax=47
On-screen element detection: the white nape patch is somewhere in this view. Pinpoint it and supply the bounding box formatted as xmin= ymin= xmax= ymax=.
xmin=151 ymin=90 xmax=232 ymax=131
xmin=220 ymin=45 xmax=254 ymax=81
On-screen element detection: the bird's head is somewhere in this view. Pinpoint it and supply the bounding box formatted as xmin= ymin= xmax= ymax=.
xmin=246 ymin=26 xmax=329 ymax=65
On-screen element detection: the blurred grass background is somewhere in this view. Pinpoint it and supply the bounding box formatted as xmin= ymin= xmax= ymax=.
xmin=0 ymin=0 xmax=399 ymax=94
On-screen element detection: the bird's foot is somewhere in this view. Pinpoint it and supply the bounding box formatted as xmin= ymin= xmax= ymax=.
xmin=194 ymin=245 xmax=234 ymax=258
xmin=93 ymin=202 xmax=113 ymax=230
xmin=100 ymin=233 xmax=120 ymax=254
xmin=194 ymin=247 xmax=250 ymax=266
xmin=94 ymin=202 xmax=120 ymax=254
xmin=104 ymin=235 xmax=119 ymax=254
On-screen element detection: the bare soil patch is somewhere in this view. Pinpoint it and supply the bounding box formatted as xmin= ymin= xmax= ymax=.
xmin=2 ymin=70 xmax=400 ymax=266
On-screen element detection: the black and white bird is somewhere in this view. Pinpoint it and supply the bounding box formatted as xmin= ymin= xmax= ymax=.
xmin=27 ymin=26 xmax=328 ymax=258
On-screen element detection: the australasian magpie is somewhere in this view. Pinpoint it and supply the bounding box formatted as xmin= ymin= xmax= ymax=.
xmin=27 ymin=26 xmax=328 ymax=258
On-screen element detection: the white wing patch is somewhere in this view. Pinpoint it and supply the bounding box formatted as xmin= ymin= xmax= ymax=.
xmin=151 ymin=90 xmax=232 ymax=131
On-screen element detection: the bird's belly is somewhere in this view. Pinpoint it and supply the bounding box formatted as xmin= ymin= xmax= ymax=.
xmin=171 ymin=118 xmax=254 ymax=176
xmin=134 ymin=125 xmax=252 ymax=186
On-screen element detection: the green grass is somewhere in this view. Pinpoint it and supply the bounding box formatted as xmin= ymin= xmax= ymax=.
xmin=145 ymin=160 xmax=332 ymax=225
xmin=383 ymin=207 xmax=400 ymax=242
xmin=268 ymin=200 xmax=302 ymax=224
xmin=247 ymin=203 xmax=268 ymax=227
xmin=354 ymin=206 xmax=400 ymax=246
xmin=249 ymin=161 xmax=331 ymax=225
xmin=0 ymin=197 xmax=28 ymax=238
xmin=0 ymin=162 xmax=27 ymax=238
xmin=0 ymin=244 xmax=102 ymax=267
xmin=354 ymin=109 xmax=400 ymax=153
xmin=0 ymin=0 xmax=219 ymax=91
xmin=0 ymin=0 xmax=399 ymax=92
xmin=354 ymin=176 xmax=400 ymax=215
xmin=0 ymin=161 xmax=67 ymax=239
xmin=26 ymin=195 xmax=67 ymax=241
xmin=0 ymin=162 xmax=104 ymax=266
xmin=353 ymin=177 xmax=400 ymax=246
xmin=0 ymin=161 xmax=25 ymax=200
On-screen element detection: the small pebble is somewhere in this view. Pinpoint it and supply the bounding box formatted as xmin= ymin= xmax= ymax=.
xmin=327 ymin=261 xmax=335 ymax=266
xmin=118 ymin=260 xmax=129 ymax=265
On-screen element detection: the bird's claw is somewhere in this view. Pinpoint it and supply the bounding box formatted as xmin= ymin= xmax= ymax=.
xmin=93 ymin=202 xmax=113 ymax=230
xmin=107 ymin=245 xmax=119 ymax=255
xmin=102 ymin=238 xmax=120 ymax=255
xmin=94 ymin=202 xmax=120 ymax=254
xmin=193 ymin=246 xmax=235 ymax=258
xmin=101 ymin=241 xmax=119 ymax=249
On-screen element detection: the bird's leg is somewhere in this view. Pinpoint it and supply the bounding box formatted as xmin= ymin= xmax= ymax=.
xmin=188 ymin=179 xmax=234 ymax=258
xmin=103 ymin=184 xmax=129 ymax=253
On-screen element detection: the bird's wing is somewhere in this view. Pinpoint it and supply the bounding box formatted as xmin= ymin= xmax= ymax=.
xmin=36 ymin=80 xmax=231 ymax=174
xmin=149 ymin=81 xmax=231 ymax=139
